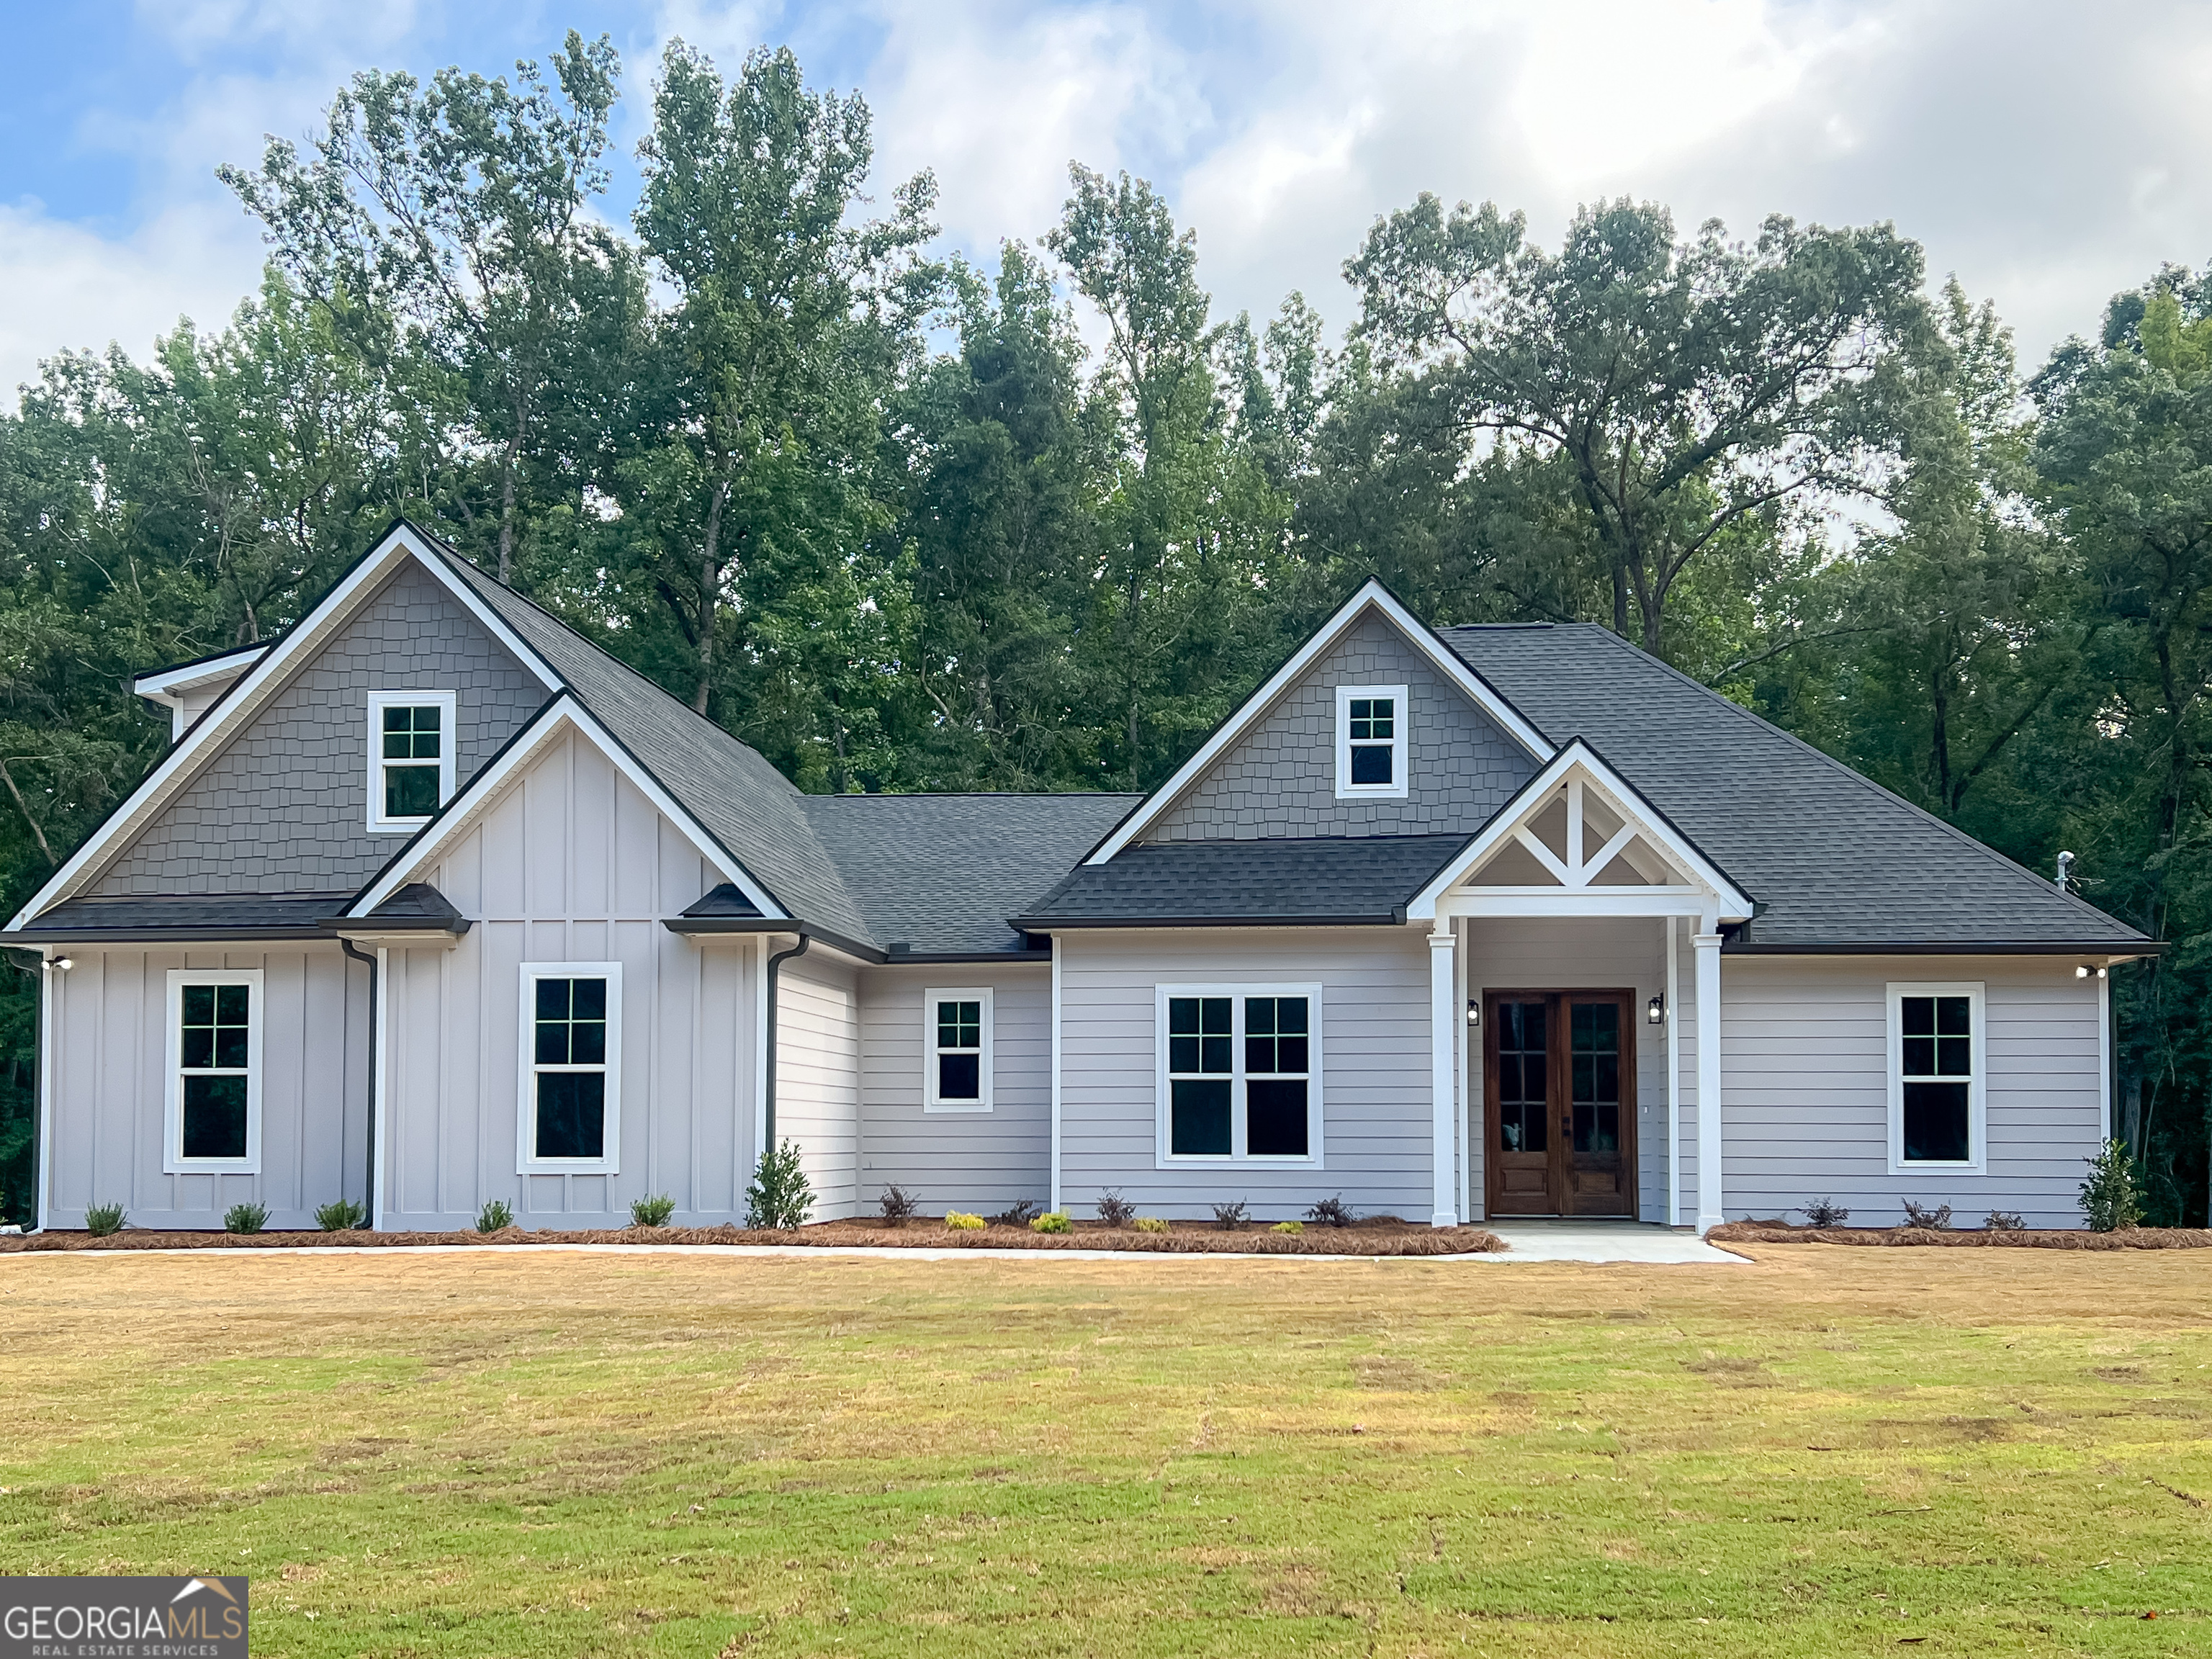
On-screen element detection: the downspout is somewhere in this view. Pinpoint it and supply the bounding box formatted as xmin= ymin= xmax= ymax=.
xmin=763 ymin=933 xmax=811 ymax=1148
xmin=339 ymin=938 xmax=378 ymax=1226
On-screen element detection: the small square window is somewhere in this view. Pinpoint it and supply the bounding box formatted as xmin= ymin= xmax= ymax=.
xmin=368 ymin=691 xmax=457 ymax=831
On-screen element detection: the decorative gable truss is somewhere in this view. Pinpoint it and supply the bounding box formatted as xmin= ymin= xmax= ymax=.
xmin=1407 ymin=739 xmax=1754 ymax=923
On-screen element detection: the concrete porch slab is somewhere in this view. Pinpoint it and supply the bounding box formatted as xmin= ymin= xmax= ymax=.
xmin=1480 ymin=1220 xmax=1748 ymax=1264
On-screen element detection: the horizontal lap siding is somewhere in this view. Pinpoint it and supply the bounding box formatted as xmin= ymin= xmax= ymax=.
xmin=1464 ymin=917 xmax=1668 ymax=1223
xmin=858 ymin=964 xmax=1051 ymax=1215
xmin=45 ymin=945 xmax=367 ymax=1229
xmin=1058 ymin=928 xmax=1431 ymax=1222
xmin=778 ymin=953 xmax=860 ymax=1220
xmin=1719 ymin=956 xmax=2102 ymax=1228
xmin=381 ymin=729 xmax=753 ymax=1231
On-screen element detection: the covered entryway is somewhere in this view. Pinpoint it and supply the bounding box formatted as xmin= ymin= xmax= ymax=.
xmin=1483 ymin=989 xmax=1637 ymax=1216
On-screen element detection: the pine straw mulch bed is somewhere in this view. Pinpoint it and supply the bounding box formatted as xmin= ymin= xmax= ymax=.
xmin=0 ymin=1218 xmax=1508 ymax=1258
xmin=1707 ymin=1218 xmax=2212 ymax=1251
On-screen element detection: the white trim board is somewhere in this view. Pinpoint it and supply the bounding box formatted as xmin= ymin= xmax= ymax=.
xmin=1087 ymin=580 xmax=1553 ymax=864
xmin=346 ymin=697 xmax=785 ymax=921
xmin=9 ymin=524 xmax=562 ymax=931
xmin=1410 ymin=739 xmax=1753 ymax=922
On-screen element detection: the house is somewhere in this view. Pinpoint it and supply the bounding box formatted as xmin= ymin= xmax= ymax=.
xmin=5 ymin=522 xmax=2155 ymax=1235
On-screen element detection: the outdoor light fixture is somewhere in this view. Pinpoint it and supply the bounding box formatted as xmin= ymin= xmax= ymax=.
xmin=45 ymin=956 xmax=71 ymax=973
xmin=1647 ymin=992 xmax=1665 ymax=1025
xmin=2075 ymin=964 xmax=2108 ymax=980
xmin=1465 ymin=999 xmax=1480 ymax=1027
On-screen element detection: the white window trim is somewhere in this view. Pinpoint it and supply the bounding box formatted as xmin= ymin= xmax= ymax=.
xmin=1336 ymin=683 xmax=1409 ymax=799
xmin=516 ymin=961 xmax=624 ymax=1174
xmin=923 ymin=985 xmax=994 ymax=1112
xmin=1886 ymin=980 xmax=1987 ymax=1176
xmin=163 ymin=968 xmax=264 ymax=1174
xmin=367 ymin=688 xmax=458 ymax=833
xmin=1154 ymin=982 xmax=1325 ymax=1168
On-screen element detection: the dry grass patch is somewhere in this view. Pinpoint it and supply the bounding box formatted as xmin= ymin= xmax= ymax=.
xmin=0 ymin=1246 xmax=2207 ymax=1655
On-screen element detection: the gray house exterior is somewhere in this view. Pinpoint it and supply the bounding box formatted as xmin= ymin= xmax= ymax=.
xmin=6 ymin=523 xmax=2154 ymax=1234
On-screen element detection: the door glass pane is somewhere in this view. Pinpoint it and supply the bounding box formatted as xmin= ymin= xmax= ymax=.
xmin=1495 ymin=1001 xmax=1547 ymax=1153
xmin=1570 ymin=1001 xmax=1620 ymax=1154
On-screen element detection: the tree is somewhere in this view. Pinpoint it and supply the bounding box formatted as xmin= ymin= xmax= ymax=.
xmin=1345 ymin=197 xmax=1929 ymax=660
xmin=221 ymin=31 xmax=623 ymax=583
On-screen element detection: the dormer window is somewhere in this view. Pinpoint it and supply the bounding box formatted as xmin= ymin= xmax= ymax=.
xmin=367 ymin=690 xmax=457 ymax=832
xmin=1336 ymin=683 xmax=1409 ymax=799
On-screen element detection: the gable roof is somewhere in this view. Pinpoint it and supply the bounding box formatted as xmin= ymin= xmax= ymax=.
xmin=1017 ymin=834 xmax=1470 ymax=928
xmin=1084 ymin=578 xmax=1552 ymax=864
xmin=1447 ymin=623 xmax=2149 ymax=950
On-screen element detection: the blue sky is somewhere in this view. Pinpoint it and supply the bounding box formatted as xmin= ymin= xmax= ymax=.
xmin=6 ymin=1 xmax=2212 ymax=402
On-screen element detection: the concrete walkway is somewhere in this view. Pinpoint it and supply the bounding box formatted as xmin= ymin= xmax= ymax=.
xmin=4 ymin=1223 xmax=1746 ymax=1267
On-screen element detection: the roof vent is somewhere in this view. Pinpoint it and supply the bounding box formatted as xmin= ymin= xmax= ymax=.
xmin=887 ymin=940 xmax=912 ymax=956
xmin=2055 ymin=850 xmax=2075 ymax=891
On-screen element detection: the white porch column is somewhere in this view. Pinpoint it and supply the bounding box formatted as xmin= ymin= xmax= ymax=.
xmin=1429 ymin=925 xmax=1458 ymax=1227
xmin=1693 ymin=929 xmax=1725 ymax=1233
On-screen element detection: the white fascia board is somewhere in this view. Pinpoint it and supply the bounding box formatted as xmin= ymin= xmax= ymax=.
xmin=1406 ymin=739 xmax=1754 ymax=921
xmin=346 ymin=696 xmax=787 ymax=921
xmin=406 ymin=541 xmax=562 ymax=694
xmin=1085 ymin=580 xmax=1555 ymax=865
xmin=9 ymin=526 xmax=436 ymax=931
xmin=1439 ymin=889 xmax=1721 ymax=920
xmin=131 ymin=643 xmax=270 ymax=703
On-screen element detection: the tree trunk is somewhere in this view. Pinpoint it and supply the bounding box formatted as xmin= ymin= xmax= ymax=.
xmin=693 ymin=482 xmax=729 ymax=717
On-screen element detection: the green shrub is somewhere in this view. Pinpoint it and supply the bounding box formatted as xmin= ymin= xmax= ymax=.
xmin=745 ymin=1139 xmax=814 ymax=1231
xmin=630 ymin=1193 xmax=676 ymax=1228
xmin=477 ymin=1199 xmax=515 ymax=1233
xmin=223 ymin=1202 xmax=269 ymax=1235
xmin=2080 ymin=1139 xmax=2144 ymax=1232
xmin=1800 ymin=1197 xmax=1849 ymax=1227
xmin=945 ymin=1210 xmax=985 ymax=1231
xmin=1270 ymin=1219 xmax=1304 ymax=1236
xmin=1031 ymin=1211 xmax=1072 ymax=1234
xmin=1133 ymin=1216 xmax=1169 ymax=1234
xmin=84 ymin=1202 xmax=126 ymax=1237
xmin=315 ymin=1197 xmax=367 ymax=1231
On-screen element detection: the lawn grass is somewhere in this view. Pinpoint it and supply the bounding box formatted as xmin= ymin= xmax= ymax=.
xmin=1 ymin=1246 xmax=2207 ymax=1656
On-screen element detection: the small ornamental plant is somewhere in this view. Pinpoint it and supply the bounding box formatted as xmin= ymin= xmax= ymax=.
xmin=2080 ymin=1139 xmax=2144 ymax=1232
xmin=1305 ymin=1195 xmax=1354 ymax=1228
xmin=1031 ymin=1212 xmax=1072 ymax=1234
xmin=1133 ymin=1216 xmax=1169 ymax=1234
xmin=315 ymin=1197 xmax=367 ymax=1231
xmin=992 ymin=1198 xmax=1041 ymax=1226
xmin=630 ymin=1193 xmax=676 ymax=1228
xmin=1899 ymin=1200 xmax=1953 ymax=1231
xmin=1800 ymin=1197 xmax=1849 ymax=1227
xmin=1210 ymin=1200 xmax=1249 ymax=1230
xmin=878 ymin=1184 xmax=918 ymax=1227
xmin=1984 ymin=1210 xmax=2027 ymax=1232
xmin=1095 ymin=1189 xmax=1136 ymax=1227
xmin=223 ymin=1202 xmax=269 ymax=1235
xmin=477 ymin=1198 xmax=515 ymax=1233
xmin=945 ymin=1211 xmax=986 ymax=1231
xmin=1270 ymin=1219 xmax=1305 ymax=1236
xmin=745 ymin=1139 xmax=814 ymax=1231
xmin=84 ymin=1202 xmax=126 ymax=1237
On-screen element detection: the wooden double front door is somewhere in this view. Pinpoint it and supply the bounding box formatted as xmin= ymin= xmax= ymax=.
xmin=1483 ymin=989 xmax=1637 ymax=1218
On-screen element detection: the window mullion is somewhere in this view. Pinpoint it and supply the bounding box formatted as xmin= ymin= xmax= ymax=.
xmin=1231 ymin=999 xmax=1248 ymax=1159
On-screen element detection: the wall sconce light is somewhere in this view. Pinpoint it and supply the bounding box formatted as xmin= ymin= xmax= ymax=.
xmin=1647 ymin=993 xmax=1665 ymax=1025
xmin=1465 ymin=999 xmax=1480 ymax=1027
xmin=44 ymin=956 xmax=71 ymax=973
xmin=2074 ymin=963 xmax=2107 ymax=979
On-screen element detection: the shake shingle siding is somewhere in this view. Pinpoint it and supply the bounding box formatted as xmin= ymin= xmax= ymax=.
xmin=92 ymin=565 xmax=546 ymax=896
xmin=1145 ymin=615 xmax=1537 ymax=842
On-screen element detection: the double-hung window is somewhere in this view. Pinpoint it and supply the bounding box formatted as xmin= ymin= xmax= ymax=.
xmin=518 ymin=963 xmax=621 ymax=1172
xmin=924 ymin=986 xmax=994 ymax=1112
xmin=367 ymin=689 xmax=457 ymax=832
xmin=1887 ymin=981 xmax=1985 ymax=1173
xmin=1336 ymin=684 xmax=1408 ymax=799
xmin=165 ymin=968 xmax=262 ymax=1173
xmin=1157 ymin=985 xmax=1321 ymax=1163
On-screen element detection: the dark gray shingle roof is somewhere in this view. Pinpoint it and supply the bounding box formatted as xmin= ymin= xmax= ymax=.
xmin=1444 ymin=622 xmax=2148 ymax=949
xmin=1015 ymin=835 xmax=1470 ymax=927
xmin=15 ymin=893 xmax=350 ymax=939
xmin=801 ymin=793 xmax=1141 ymax=952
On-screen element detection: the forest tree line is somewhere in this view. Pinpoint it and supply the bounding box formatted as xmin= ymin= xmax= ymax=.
xmin=2 ymin=31 xmax=2209 ymax=1223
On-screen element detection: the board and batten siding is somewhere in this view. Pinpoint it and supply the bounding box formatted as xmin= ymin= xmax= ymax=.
xmin=776 ymin=951 xmax=863 ymax=1221
xmin=379 ymin=727 xmax=757 ymax=1229
xmin=857 ymin=963 xmax=1052 ymax=1215
xmin=1056 ymin=927 xmax=1434 ymax=1221
xmin=1718 ymin=955 xmax=2103 ymax=1228
xmin=1462 ymin=916 xmax=1670 ymax=1222
xmin=42 ymin=945 xmax=369 ymax=1229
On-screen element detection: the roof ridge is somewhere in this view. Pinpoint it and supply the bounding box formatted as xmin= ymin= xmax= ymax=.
xmin=1556 ymin=626 xmax=2147 ymax=940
